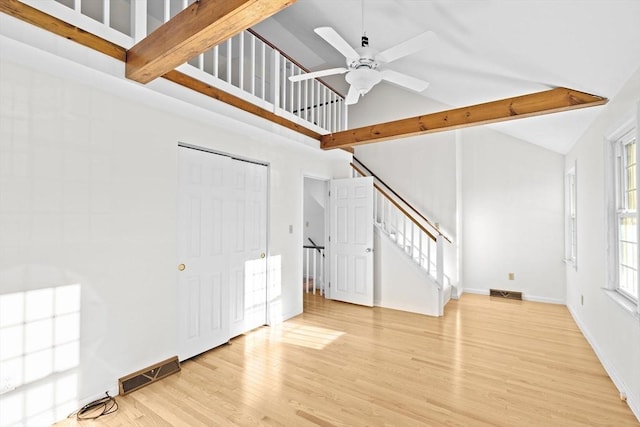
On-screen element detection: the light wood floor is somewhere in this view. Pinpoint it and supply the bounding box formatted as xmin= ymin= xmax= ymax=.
xmin=57 ymin=293 xmax=638 ymax=426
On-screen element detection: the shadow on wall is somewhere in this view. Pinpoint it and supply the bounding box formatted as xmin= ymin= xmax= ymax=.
xmin=0 ymin=283 xmax=81 ymax=426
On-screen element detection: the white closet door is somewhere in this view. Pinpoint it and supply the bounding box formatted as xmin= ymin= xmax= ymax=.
xmin=177 ymin=147 xmax=231 ymax=361
xmin=228 ymin=159 xmax=268 ymax=338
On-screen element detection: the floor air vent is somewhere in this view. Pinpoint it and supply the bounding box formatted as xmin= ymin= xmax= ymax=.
xmin=118 ymin=356 xmax=181 ymax=395
xmin=489 ymin=288 xmax=523 ymax=300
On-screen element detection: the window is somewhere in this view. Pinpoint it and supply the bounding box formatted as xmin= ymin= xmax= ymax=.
xmin=613 ymin=129 xmax=638 ymax=302
xmin=565 ymin=164 xmax=577 ymax=268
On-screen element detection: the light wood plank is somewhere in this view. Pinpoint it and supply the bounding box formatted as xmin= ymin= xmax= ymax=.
xmin=56 ymin=294 xmax=638 ymax=426
xmin=321 ymin=87 xmax=608 ymax=149
xmin=0 ymin=0 xmax=125 ymax=60
xmin=162 ymin=70 xmax=322 ymax=140
xmin=0 ymin=3 xmax=323 ymax=143
xmin=125 ymin=0 xmax=296 ymax=84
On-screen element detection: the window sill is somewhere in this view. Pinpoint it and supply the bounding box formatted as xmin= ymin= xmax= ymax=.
xmin=602 ymin=288 xmax=639 ymax=319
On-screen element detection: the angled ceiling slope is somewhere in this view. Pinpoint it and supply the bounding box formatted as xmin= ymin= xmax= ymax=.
xmin=1 ymin=0 xmax=619 ymax=151
xmin=256 ymin=0 xmax=640 ymax=152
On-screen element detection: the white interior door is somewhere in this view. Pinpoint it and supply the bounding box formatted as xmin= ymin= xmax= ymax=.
xmin=228 ymin=159 xmax=268 ymax=338
xmin=329 ymin=177 xmax=374 ymax=306
xmin=177 ymin=147 xmax=231 ymax=361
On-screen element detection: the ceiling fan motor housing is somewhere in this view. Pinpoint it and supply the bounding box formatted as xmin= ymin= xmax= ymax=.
xmin=345 ymin=68 xmax=382 ymax=95
xmin=348 ymin=47 xmax=378 ymax=70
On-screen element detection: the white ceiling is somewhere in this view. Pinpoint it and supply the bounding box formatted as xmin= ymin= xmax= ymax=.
xmin=254 ymin=0 xmax=640 ymax=153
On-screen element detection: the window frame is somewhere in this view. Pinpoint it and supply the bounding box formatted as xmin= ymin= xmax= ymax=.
xmin=614 ymin=131 xmax=638 ymax=302
xmin=564 ymin=162 xmax=577 ymax=269
xmin=606 ymin=116 xmax=638 ymax=308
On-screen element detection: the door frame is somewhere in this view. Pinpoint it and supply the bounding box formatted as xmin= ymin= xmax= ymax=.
xmin=301 ymin=173 xmax=331 ymax=309
xmin=177 ymin=142 xmax=272 ymax=332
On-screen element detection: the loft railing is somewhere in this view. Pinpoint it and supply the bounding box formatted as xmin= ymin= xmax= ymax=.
xmin=351 ymin=160 xmax=451 ymax=311
xmin=19 ymin=0 xmax=347 ymax=134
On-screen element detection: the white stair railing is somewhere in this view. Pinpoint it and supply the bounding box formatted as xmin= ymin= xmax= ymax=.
xmin=303 ymin=244 xmax=325 ymax=295
xmin=374 ymin=186 xmax=444 ymax=284
xmin=20 ymin=0 xmax=347 ymax=134
xmin=352 ymin=160 xmax=452 ymax=314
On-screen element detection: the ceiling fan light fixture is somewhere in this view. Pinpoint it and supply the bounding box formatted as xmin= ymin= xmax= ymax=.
xmin=346 ymin=68 xmax=382 ymax=95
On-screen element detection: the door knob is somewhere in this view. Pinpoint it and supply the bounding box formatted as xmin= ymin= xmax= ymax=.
xmin=365 ymin=248 xmax=373 ymax=253
xmin=260 ymin=253 xmax=266 ymax=259
xmin=178 ymin=263 xmax=186 ymax=271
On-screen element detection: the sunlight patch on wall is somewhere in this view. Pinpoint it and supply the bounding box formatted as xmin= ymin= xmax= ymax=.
xmin=281 ymin=325 xmax=344 ymax=350
xmin=0 ymin=284 xmax=81 ymax=427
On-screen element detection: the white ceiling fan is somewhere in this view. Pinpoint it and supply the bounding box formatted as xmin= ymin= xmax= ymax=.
xmin=289 ymin=27 xmax=436 ymax=105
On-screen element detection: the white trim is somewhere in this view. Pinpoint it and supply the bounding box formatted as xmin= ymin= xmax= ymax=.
xmin=568 ymin=305 xmax=640 ymax=421
xmin=20 ymin=0 xmax=134 ymax=48
xmin=604 ymin=116 xmax=638 ymax=302
xmin=462 ymin=288 xmax=565 ymax=304
xmin=564 ymin=162 xmax=578 ymax=270
xmin=300 ymin=173 xmax=332 ymax=313
xmin=602 ymin=288 xmax=640 ymax=319
xmin=606 ymin=114 xmax=636 ymax=142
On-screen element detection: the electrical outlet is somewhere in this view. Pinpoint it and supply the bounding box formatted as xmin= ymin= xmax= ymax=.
xmin=508 ymin=272 xmax=515 ymax=280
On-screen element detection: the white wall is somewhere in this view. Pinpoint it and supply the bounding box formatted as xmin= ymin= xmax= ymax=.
xmin=0 ymin=27 xmax=350 ymax=425
xmin=564 ymin=64 xmax=640 ymax=420
xmin=351 ymin=85 xmax=457 ymax=238
xmin=373 ymin=228 xmax=440 ymax=316
xmin=350 ymin=84 xmax=566 ymax=303
xmin=460 ymin=127 xmax=566 ymax=303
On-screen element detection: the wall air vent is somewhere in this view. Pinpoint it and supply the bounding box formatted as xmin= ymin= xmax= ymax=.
xmin=489 ymin=288 xmax=523 ymax=300
xmin=118 ymin=356 xmax=181 ymax=395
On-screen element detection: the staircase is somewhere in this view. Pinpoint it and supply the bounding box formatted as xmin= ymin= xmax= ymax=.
xmin=352 ymin=158 xmax=453 ymax=316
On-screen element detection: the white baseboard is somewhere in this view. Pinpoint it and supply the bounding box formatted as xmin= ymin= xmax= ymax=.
xmin=462 ymin=288 xmax=565 ymax=304
xmin=568 ymin=306 xmax=640 ymax=421
xmin=522 ymin=294 xmax=565 ymax=305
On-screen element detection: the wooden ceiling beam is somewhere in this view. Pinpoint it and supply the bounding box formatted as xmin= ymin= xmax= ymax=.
xmin=162 ymin=70 xmax=322 ymax=140
xmin=126 ymin=0 xmax=296 ymax=84
xmin=0 ymin=0 xmax=126 ymax=60
xmin=321 ymin=88 xmax=608 ymax=150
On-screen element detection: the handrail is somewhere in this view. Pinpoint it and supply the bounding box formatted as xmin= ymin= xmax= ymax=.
xmin=352 ymin=163 xmax=437 ymax=242
xmin=247 ymin=29 xmax=345 ymax=98
xmin=306 ymin=238 xmax=325 ymax=254
xmin=351 ymin=158 xmax=452 ymax=244
xmin=9 ymin=1 xmax=346 ymax=135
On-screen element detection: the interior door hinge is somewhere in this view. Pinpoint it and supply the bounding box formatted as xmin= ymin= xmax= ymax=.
xmin=328 ymin=235 xmax=331 ymax=242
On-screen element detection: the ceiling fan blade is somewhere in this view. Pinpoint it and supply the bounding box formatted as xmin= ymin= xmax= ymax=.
xmin=314 ymin=27 xmax=359 ymax=59
xmin=380 ymin=69 xmax=430 ymax=92
xmin=345 ymin=85 xmax=360 ymax=105
xmin=288 ymin=67 xmax=349 ymax=82
xmin=375 ymin=31 xmax=437 ymax=64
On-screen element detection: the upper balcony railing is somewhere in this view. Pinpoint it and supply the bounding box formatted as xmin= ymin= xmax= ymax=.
xmin=19 ymin=0 xmax=347 ymax=134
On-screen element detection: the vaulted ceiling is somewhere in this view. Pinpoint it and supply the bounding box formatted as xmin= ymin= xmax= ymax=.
xmin=254 ymin=0 xmax=640 ymax=153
